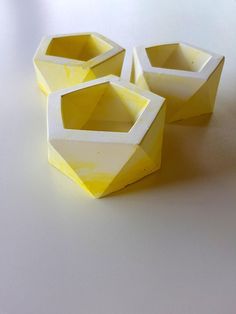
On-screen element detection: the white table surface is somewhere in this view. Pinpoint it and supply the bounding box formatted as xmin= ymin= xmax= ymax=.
xmin=0 ymin=0 xmax=236 ymax=313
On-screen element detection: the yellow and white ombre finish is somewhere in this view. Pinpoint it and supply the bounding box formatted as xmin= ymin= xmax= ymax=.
xmin=131 ymin=42 xmax=224 ymax=122
xmin=47 ymin=75 xmax=166 ymax=198
xmin=33 ymin=32 xmax=125 ymax=95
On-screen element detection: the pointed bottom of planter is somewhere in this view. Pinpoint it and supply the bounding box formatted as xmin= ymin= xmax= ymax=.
xmin=48 ymin=142 xmax=162 ymax=198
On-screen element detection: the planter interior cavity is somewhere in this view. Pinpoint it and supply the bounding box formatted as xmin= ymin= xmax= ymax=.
xmin=34 ymin=33 xmax=126 ymax=95
xmin=145 ymin=43 xmax=211 ymax=72
xmin=46 ymin=34 xmax=113 ymax=61
xmin=61 ymin=82 xmax=148 ymax=132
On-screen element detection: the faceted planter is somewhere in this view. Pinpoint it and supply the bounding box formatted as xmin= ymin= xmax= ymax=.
xmin=47 ymin=75 xmax=166 ymax=198
xmin=131 ymin=42 xmax=224 ymax=122
xmin=33 ymin=32 xmax=125 ymax=95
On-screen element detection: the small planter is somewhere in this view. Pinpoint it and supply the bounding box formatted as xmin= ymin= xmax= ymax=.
xmin=131 ymin=42 xmax=224 ymax=122
xmin=33 ymin=32 xmax=125 ymax=95
xmin=47 ymin=75 xmax=166 ymax=198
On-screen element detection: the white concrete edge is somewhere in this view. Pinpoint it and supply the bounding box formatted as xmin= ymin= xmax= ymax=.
xmin=134 ymin=41 xmax=224 ymax=81
xmin=47 ymin=75 xmax=165 ymax=145
xmin=33 ymin=32 xmax=125 ymax=68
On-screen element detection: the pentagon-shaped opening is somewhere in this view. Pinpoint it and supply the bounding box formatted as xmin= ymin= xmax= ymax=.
xmin=46 ymin=34 xmax=113 ymax=61
xmin=146 ymin=43 xmax=211 ymax=72
xmin=61 ymin=82 xmax=149 ymax=132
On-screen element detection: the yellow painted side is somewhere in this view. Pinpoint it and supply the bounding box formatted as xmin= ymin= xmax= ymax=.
xmin=34 ymin=63 xmax=50 ymax=95
xmin=168 ymin=80 xmax=211 ymax=122
xmin=102 ymin=146 xmax=157 ymax=197
xmin=92 ymin=51 xmax=125 ymax=78
xmin=167 ymin=59 xmax=224 ymax=122
xmin=49 ymin=141 xmax=121 ymax=198
xmin=48 ymin=143 xmax=94 ymax=197
xmin=50 ymin=140 xmax=137 ymax=198
xmin=77 ymin=171 xmax=117 ymax=198
xmin=49 ymin=141 xmax=159 ymax=198
xmin=34 ymin=60 xmax=91 ymax=94
xmin=49 ymin=141 xmax=116 ymax=198
xmin=140 ymin=104 xmax=166 ymax=167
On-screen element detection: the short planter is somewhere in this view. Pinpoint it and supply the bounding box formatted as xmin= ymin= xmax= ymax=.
xmin=33 ymin=32 xmax=125 ymax=95
xmin=131 ymin=42 xmax=224 ymax=122
xmin=47 ymin=75 xmax=166 ymax=198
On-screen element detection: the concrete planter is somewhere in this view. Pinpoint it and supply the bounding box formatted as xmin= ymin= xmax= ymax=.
xmin=131 ymin=42 xmax=224 ymax=122
xmin=33 ymin=32 xmax=125 ymax=95
xmin=47 ymin=75 xmax=166 ymax=198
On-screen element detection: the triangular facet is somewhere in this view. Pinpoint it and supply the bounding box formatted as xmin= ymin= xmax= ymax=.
xmin=169 ymin=60 xmax=224 ymax=122
xmin=92 ymin=51 xmax=125 ymax=78
xmin=102 ymin=146 xmax=157 ymax=197
xmin=48 ymin=142 xmax=92 ymax=196
xmin=140 ymin=105 xmax=166 ymax=167
xmin=35 ymin=60 xmax=90 ymax=94
xmin=51 ymin=140 xmax=136 ymax=198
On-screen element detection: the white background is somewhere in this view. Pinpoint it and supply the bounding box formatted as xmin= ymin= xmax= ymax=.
xmin=0 ymin=0 xmax=236 ymax=313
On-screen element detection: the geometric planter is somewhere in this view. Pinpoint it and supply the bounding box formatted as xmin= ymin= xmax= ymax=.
xmin=33 ymin=32 xmax=125 ymax=95
xmin=47 ymin=75 xmax=166 ymax=198
xmin=131 ymin=42 xmax=224 ymax=122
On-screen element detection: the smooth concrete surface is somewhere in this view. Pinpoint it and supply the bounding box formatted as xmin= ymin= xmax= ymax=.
xmin=0 ymin=0 xmax=235 ymax=313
